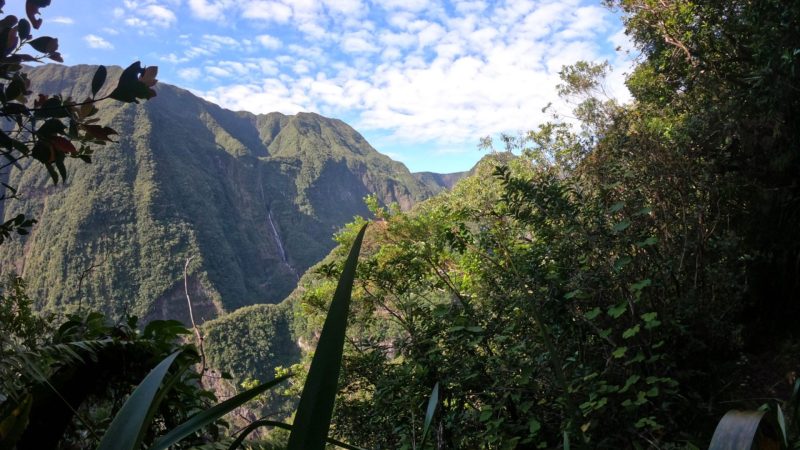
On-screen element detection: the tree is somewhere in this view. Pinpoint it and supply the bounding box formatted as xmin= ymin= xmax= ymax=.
xmin=0 ymin=0 xmax=158 ymax=245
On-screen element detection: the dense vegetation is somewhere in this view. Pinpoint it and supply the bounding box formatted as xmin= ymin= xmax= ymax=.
xmin=2 ymin=0 xmax=800 ymax=448
xmin=279 ymin=0 xmax=800 ymax=447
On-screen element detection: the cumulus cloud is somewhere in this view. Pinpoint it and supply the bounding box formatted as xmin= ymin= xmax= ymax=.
xmin=146 ymin=0 xmax=627 ymax=158
xmin=84 ymin=34 xmax=114 ymax=49
xmin=120 ymin=0 xmax=178 ymax=29
xmin=188 ymin=0 xmax=235 ymax=20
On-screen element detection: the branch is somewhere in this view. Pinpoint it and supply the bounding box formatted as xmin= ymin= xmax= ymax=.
xmin=184 ymin=256 xmax=206 ymax=376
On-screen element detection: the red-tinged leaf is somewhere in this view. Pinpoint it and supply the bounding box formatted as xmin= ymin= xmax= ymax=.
xmin=26 ymin=0 xmax=51 ymax=30
xmin=50 ymin=136 xmax=76 ymax=154
xmin=82 ymin=124 xmax=117 ymax=142
xmin=47 ymin=51 xmax=62 ymax=62
xmin=109 ymin=62 xmax=157 ymax=103
xmin=34 ymin=94 xmax=48 ymax=108
xmin=5 ymin=26 xmax=18 ymax=53
xmin=140 ymin=66 xmax=158 ymax=87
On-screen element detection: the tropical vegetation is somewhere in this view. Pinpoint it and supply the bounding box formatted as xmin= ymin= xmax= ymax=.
xmin=1 ymin=0 xmax=800 ymax=449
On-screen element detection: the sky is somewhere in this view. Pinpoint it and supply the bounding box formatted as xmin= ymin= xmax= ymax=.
xmin=17 ymin=0 xmax=633 ymax=173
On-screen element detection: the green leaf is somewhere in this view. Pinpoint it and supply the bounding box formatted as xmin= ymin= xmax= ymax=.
xmin=612 ymin=346 xmax=627 ymax=358
xmin=584 ymin=307 xmax=601 ymax=320
xmin=287 ymin=224 xmax=367 ymax=450
xmin=608 ymin=201 xmax=624 ymax=213
xmin=612 ymin=219 xmax=630 ymax=232
xmin=607 ymin=302 xmax=627 ymax=318
xmin=421 ymin=382 xmax=439 ymax=445
xmin=27 ymin=36 xmax=58 ymax=54
xmin=641 ymin=312 xmax=658 ymax=322
xmin=629 ymin=279 xmax=652 ymax=292
xmin=622 ymin=324 xmax=640 ymax=339
xmin=17 ymin=19 xmax=31 ymax=40
xmin=91 ymin=65 xmax=107 ymax=97
xmin=96 ymin=350 xmax=181 ymax=450
xmin=776 ymin=404 xmax=788 ymax=448
xmin=54 ymin=157 xmax=67 ymax=182
xmin=465 ymin=326 xmax=483 ymax=333
xmin=636 ymin=236 xmax=658 ymax=247
xmin=150 ymin=374 xmax=290 ymax=450
xmin=528 ymin=418 xmax=541 ymax=435
xmin=108 ymin=62 xmax=155 ymax=103
xmin=613 ymin=256 xmax=631 ymax=271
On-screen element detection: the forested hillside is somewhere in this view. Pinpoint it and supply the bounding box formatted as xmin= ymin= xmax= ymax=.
xmin=0 ymin=65 xmax=438 ymax=322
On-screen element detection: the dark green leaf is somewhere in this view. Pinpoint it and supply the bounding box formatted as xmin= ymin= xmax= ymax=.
xmin=27 ymin=36 xmax=57 ymax=54
xmin=17 ymin=18 xmax=31 ymax=40
xmin=108 ymin=61 xmax=154 ymax=103
xmin=421 ymin=382 xmax=439 ymax=445
xmin=96 ymin=351 xmax=181 ymax=450
xmin=287 ymin=224 xmax=368 ymax=450
xmin=54 ymin=157 xmax=66 ymax=182
xmin=91 ymin=65 xmax=106 ymax=97
xmin=150 ymin=374 xmax=291 ymax=450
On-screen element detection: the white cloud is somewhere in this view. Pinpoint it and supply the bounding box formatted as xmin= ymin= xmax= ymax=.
xmin=196 ymin=0 xmax=628 ymax=150
xmin=188 ymin=0 xmax=235 ymax=20
xmin=119 ymin=1 xmax=177 ymax=29
xmin=256 ymin=34 xmax=281 ymax=49
xmin=178 ymin=67 xmax=203 ymax=80
xmin=84 ymin=34 xmax=114 ymax=49
xmin=241 ymin=0 xmax=293 ymax=22
xmin=50 ymin=16 xmax=74 ymax=24
xmin=142 ymin=4 xmax=177 ymax=27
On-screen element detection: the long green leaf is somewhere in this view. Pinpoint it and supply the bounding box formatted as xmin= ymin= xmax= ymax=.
xmin=421 ymin=382 xmax=439 ymax=445
xmin=228 ymin=419 xmax=365 ymax=450
xmin=287 ymin=223 xmax=368 ymax=450
xmin=149 ymin=373 xmax=291 ymax=450
xmin=96 ymin=350 xmax=181 ymax=450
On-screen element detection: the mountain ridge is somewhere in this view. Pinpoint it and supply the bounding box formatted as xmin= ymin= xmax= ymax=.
xmin=0 ymin=64 xmax=456 ymax=323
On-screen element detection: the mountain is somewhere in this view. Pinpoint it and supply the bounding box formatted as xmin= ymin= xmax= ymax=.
xmin=413 ymin=170 xmax=468 ymax=192
xmin=0 ymin=64 xmax=440 ymax=323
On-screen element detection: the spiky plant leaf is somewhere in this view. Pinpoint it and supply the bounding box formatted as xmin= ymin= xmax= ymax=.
xmin=286 ymin=223 xmax=368 ymax=450
xmin=96 ymin=350 xmax=181 ymax=450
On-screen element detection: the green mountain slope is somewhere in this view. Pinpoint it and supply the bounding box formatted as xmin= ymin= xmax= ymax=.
xmin=0 ymin=64 xmax=438 ymax=322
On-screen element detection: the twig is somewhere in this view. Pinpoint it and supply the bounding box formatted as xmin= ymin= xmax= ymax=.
xmin=184 ymin=256 xmax=206 ymax=375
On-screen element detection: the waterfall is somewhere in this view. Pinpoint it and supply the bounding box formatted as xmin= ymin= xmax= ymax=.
xmin=267 ymin=208 xmax=299 ymax=281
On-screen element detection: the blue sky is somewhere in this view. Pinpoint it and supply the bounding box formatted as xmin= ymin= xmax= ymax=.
xmin=19 ymin=0 xmax=632 ymax=173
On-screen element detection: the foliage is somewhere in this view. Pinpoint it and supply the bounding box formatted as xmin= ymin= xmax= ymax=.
xmin=1 ymin=224 xmax=370 ymax=450
xmin=0 ymin=306 xmax=223 ymax=449
xmin=287 ymin=0 xmax=800 ymax=447
xmin=0 ymin=1 xmax=158 ymax=245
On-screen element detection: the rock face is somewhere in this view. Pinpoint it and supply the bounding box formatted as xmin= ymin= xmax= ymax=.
xmin=0 ymin=64 xmax=438 ymax=322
